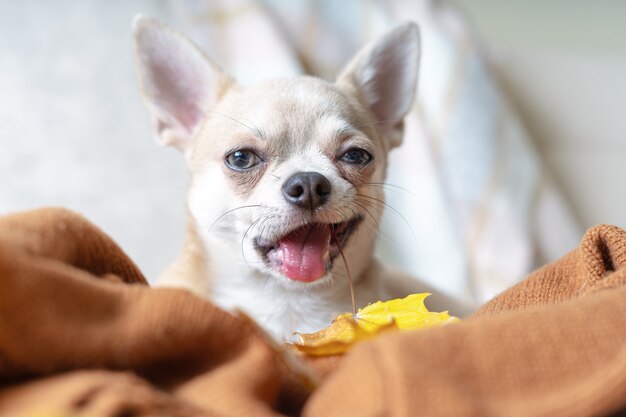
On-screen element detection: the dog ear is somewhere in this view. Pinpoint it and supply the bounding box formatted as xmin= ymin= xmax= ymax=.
xmin=133 ymin=16 xmax=233 ymax=152
xmin=337 ymin=22 xmax=420 ymax=149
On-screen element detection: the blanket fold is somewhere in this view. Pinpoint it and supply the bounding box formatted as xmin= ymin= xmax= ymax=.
xmin=0 ymin=208 xmax=624 ymax=417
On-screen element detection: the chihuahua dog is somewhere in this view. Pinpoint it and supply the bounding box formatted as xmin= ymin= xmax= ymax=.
xmin=133 ymin=17 xmax=449 ymax=340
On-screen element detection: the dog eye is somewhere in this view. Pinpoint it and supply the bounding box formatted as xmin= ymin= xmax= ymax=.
xmin=225 ymin=150 xmax=262 ymax=170
xmin=339 ymin=148 xmax=373 ymax=166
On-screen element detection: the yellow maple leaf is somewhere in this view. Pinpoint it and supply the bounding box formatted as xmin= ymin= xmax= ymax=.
xmin=292 ymin=293 xmax=458 ymax=356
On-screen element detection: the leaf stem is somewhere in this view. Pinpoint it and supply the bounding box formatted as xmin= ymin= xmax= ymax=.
xmin=331 ymin=231 xmax=357 ymax=316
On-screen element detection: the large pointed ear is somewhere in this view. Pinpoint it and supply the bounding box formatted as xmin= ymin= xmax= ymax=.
xmin=337 ymin=22 xmax=420 ymax=149
xmin=133 ymin=16 xmax=233 ymax=151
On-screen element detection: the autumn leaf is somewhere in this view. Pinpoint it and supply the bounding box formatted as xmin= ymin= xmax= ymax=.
xmin=291 ymin=293 xmax=458 ymax=356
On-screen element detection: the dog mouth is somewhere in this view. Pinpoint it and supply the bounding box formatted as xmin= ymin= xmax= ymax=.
xmin=254 ymin=216 xmax=363 ymax=283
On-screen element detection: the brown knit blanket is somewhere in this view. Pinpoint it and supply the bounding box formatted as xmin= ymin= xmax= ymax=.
xmin=0 ymin=208 xmax=625 ymax=417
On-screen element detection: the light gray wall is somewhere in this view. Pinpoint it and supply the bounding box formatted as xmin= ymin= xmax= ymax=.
xmin=0 ymin=1 xmax=188 ymax=280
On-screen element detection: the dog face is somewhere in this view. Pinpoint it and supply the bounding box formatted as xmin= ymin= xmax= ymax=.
xmin=134 ymin=17 xmax=419 ymax=287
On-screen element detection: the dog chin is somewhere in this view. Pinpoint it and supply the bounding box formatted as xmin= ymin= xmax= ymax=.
xmin=266 ymin=268 xmax=335 ymax=289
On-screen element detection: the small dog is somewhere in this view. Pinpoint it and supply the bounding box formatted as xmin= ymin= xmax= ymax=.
xmin=133 ymin=17 xmax=455 ymax=340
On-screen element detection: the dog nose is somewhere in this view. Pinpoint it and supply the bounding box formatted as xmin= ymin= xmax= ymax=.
xmin=282 ymin=172 xmax=332 ymax=210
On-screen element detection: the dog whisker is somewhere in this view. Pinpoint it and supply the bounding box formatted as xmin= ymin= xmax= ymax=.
xmin=361 ymin=182 xmax=421 ymax=202
xmin=241 ymin=216 xmax=265 ymax=267
xmin=353 ymin=118 xmax=402 ymax=131
xmin=208 ymin=204 xmax=263 ymax=233
xmin=352 ymin=201 xmax=381 ymax=234
xmin=356 ymin=194 xmax=418 ymax=245
xmin=204 ymin=110 xmax=265 ymax=139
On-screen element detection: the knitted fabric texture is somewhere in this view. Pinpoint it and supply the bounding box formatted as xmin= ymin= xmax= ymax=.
xmin=0 ymin=208 xmax=624 ymax=417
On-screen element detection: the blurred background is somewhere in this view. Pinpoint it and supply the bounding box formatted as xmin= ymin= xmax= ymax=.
xmin=1 ymin=0 xmax=624 ymax=306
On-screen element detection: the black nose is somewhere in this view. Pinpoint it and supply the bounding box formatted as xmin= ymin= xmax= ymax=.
xmin=282 ymin=172 xmax=332 ymax=210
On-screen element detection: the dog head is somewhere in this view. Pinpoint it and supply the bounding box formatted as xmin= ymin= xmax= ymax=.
xmin=134 ymin=17 xmax=420 ymax=287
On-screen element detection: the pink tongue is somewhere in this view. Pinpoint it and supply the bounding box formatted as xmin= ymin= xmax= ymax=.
xmin=278 ymin=224 xmax=331 ymax=282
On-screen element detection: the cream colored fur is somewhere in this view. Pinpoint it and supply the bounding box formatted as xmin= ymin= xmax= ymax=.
xmin=133 ymin=16 xmax=464 ymax=340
